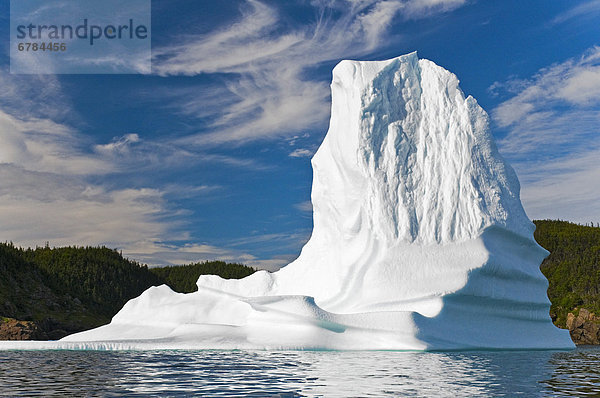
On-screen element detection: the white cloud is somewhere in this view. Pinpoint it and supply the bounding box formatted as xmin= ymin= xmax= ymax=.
xmin=228 ymin=230 xmax=311 ymax=251
xmin=94 ymin=133 xmax=141 ymax=156
xmin=557 ymin=68 xmax=600 ymax=105
xmin=354 ymin=1 xmax=405 ymax=49
xmin=0 ymin=68 xmax=118 ymax=176
xmin=0 ymin=114 xmax=276 ymax=266
xmin=551 ymin=0 xmax=600 ymax=24
xmin=493 ymin=46 xmax=600 ymax=128
xmin=396 ymin=0 xmax=467 ymax=21
xmin=0 ymin=163 xmax=289 ymax=269
xmin=294 ymin=200 xmax=313 ymax=212
xmin=124 ymin=241 xmax=245 ymax=267
xmin=0 ymin=70 xmax=71 ymax=121
xmin=495 ymin=110 xmax=600 ymax=158
xmin=61 ymin=50 xmax=151 ymax=75
xmin=93 ymin=132 xmax=270 ymax=171
xmin=516 ymin=146 xmax=600 ymax=223
xmin=289 ymin=148 xmax=315 ymax=158
xmin=154 ymin=0 xmax=299 ymax=76
xmin=0 ymin=103 xmax=112 ymax=176
xmin=124 ymin=240 xmax=293 ymax=271
xmin=154 ymin=0 xmax=467 ymax=146
xmin=0 ymin=166 xmax=169 ymax=249
xmin=491 ymin=47 xmax=600 ymax=224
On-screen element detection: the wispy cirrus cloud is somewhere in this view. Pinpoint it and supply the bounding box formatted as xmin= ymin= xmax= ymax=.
xmin=515 ymin=145 xmax=600 ymax=223
xmin=289 ymin=148 xmax=315 ymax=158
xmin=153 ymin=0 xmax=467 ymax=146
xmin=0 ymin=69 xmax=114 ymax=176
xmin=551 ymin=0 xmax=600 ymax=24
xmin=493 ymin=46 xmax=600 ymax=129
xmin=491 ymin=46 xmax=600 ymax=223
xmin=124 ymin=239 xmax=300 ymax=271
xmin=94 ymin=132 xmax=270 ymax=171
xmin=294 ymin=200 xmax=313 ymax=213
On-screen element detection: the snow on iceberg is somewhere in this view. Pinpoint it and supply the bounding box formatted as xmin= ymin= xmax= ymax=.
xmin=2 ymin=52 xmax=573 ymax=350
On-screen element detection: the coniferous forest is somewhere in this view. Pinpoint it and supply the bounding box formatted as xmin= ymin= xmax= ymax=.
xmin=533 ymin=220 xmax=600 ymax=327
xmin=0 ymin=219 xmax=598 ymax=339
xmin=0 ymin=243 xmax=255 ymax=339
xmin=150 ymin=261 xmax=255 ymax=293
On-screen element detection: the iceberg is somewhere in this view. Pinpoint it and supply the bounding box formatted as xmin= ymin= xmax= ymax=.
xmin=1 ymin=52 xmax=573 ymax=350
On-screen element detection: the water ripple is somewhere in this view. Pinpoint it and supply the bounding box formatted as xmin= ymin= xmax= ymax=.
xmin=0 ymin=347 xmax=599 ymax=396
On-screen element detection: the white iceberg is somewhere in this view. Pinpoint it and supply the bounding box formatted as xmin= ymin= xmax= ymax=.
xmin=1 ymin=52 xmax=573 ymax=350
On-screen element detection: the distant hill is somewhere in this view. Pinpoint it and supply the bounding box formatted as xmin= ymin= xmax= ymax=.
xmin=0 ymin=243 xmax=255 ymax=339
xmin=534 ymin=220 xmax=600 ymax=328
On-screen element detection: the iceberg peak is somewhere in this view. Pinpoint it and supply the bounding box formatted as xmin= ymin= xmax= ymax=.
xmin=320 ymin=51 xmax=531 ymax=245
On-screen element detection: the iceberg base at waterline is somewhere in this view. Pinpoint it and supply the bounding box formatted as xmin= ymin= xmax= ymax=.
xmin=0 ymin=52 xmax=574 ymax=351
xmin=1 ymin=228 xmax=572 ymax=351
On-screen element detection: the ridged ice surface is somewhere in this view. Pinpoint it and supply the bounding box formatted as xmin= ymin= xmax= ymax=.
xmin=1 ymin=52 xmax=573 ymax=350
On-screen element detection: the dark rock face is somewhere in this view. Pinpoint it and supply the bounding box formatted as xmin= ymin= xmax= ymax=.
xmin=566 ymin=309 xmax=600 ymax=345
xmin=0 ymin=318 xmax=47 ymax=340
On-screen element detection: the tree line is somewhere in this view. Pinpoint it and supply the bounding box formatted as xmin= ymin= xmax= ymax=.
xmin=0 ymin=243 xmax=255 ymax=338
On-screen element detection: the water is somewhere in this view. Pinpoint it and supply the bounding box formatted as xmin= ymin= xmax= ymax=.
xmin=0 ymin=347 xmax=599 ymax=397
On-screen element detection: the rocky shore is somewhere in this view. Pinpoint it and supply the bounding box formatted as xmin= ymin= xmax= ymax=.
xmin=566 ymin=308 xmax=600 ymax=345
xmin=0 ymin=318 xmax=46 ymax=340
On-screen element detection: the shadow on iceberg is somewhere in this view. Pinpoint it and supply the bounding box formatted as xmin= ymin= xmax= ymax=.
xmin=412 ymin=226 xmax=574 ymax=350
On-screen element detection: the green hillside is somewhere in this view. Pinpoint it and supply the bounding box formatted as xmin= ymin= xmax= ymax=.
xmin=22 ymin=245 xmax=163 ymax=317
xmin=0 ymin=243 xmax=255 ymax=339
xmin=0 ymin=243 xmax=110 ymax=338
xmin=534 ymin=220 xmax=600 ymax=327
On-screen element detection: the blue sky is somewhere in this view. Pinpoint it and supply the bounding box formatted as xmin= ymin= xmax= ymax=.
xmin=0 ymin=0 xmax=599 ymax=270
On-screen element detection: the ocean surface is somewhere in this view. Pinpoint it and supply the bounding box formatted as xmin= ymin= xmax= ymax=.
xmin=0 ymin=346 xmax=599 ymax=397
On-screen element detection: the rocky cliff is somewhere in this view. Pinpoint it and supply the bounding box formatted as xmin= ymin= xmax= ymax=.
xmin=0 ymin=318 xmax=46 ymax=340
xmin=566 ymin=309 xmax=600 ymax=345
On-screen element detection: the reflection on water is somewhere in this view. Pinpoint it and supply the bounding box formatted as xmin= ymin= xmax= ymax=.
xmin=0 ymin=347 xmax=599 ymax=396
